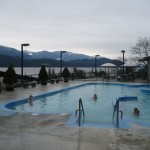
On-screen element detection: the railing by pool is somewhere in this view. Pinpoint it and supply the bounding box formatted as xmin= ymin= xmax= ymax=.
xmin=75 ymin=98 xmax=85 ymax=126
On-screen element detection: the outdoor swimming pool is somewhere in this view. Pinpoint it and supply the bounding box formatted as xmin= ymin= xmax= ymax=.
xmin=2 ymin=82 xmax=150 ymax=128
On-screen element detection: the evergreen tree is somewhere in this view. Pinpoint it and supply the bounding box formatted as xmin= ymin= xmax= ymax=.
xmin=3 ymin=63 xmax=17 ymax=85
xmin=38 ymin=65 xmax=48 ymax=85
xmin=62 ymin=67 xmax=70 ymax=82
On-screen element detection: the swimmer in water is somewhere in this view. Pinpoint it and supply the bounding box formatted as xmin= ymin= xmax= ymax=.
xmin=28 ymin=95 xmax=33 ymax=106
xmin=93 ymin=94 xmax=97 ymax=101
xmin=133 ymin=107 xmax=140 ymax=116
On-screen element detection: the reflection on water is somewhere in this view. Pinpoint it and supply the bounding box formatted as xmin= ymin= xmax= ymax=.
xmin=40 ymin=97 xmax=47 ymax=109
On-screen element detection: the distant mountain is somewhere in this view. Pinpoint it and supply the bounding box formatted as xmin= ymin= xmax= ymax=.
xmin=25 ymin=51 xmax=92 ymax=61
xmin=0 ymin=54 xmax=60 ymax=67
xmin=65 ymin=58 xmax=113 ymax=67
xmin=0 ymin=45 xmax=122 ymax=67
xmin=0 ymin=54 xmax=122 ymax=68
xmin=0 ymin=45 xmax=92 ymax=61
xmin=0 ymin=45 xmax=21 ymax=57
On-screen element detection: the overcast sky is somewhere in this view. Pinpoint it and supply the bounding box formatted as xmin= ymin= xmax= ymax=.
xmin=0 ymin=0 xmax=150 ymax=59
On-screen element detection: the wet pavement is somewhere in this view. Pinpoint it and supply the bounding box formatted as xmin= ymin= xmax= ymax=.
xmin=0 ymin=112 xmax=150 ymax=150
xmin=0 ymin=81 xmax=150 ymax=150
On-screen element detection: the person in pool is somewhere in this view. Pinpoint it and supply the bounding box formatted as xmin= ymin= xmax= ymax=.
xmin=93 ymin=94 xmax=98 ymax=101
xmin=28 ymin=95 xmax=33 ymax=106
xmin=133 ymin=107 xmax=140 ymax=116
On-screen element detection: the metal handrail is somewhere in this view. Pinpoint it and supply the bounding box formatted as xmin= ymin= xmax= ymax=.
xmin=113 ymin=99 xmax=123 ymax=128
xmin=75 ymin=98 xmax=85 ymax=126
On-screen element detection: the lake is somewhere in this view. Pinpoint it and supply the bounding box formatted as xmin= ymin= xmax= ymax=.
xmin=0 ymin=67 xmax=95 ymax=76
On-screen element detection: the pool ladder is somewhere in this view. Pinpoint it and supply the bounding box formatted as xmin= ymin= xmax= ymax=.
xmin=113 ymin=99 xmax=123 ymax=128
xmin=75 ymin=98 xmax=85 ymax=126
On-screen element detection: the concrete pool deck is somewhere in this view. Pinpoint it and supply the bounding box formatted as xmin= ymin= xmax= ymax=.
xmin=0 ymin=81 xmax=150 ymax=150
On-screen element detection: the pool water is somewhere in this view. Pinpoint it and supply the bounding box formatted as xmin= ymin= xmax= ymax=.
xmin=4 ymin=83 xmax=150 ymax=128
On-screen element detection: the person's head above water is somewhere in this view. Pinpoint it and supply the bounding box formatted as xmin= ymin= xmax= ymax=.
xmin=94 ymin=94 xmax=97 ymax=100
xmin=133 ymin=107 xmax=140 ymax=116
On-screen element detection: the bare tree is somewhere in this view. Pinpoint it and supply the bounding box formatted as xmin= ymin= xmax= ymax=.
xmin=128 ymin=56 xmax=140 ymax=65
xmin=131 ymin=37 xmax=150 ymax=65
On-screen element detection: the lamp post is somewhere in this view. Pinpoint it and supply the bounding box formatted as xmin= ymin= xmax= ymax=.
xmin=95 ymin=55 xmax=100 ymax=79
xmin=60 ymin=51 xmax=66 ymax=76
xmin=21 ymin=43 xmax=30 ymax=85
xmin=121 ymin=50 xmax=125 ymax=75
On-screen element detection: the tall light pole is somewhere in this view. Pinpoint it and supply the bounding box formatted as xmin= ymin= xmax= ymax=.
xmin=21 ymin=43 xmax=30 ymax=85
xmin=121 ymin=50 xmax=125 ymax=75
xmin=95 ymin=55 xmax=100 ymax=79
xmin=60 ymin=50 xmax=66 ymax=76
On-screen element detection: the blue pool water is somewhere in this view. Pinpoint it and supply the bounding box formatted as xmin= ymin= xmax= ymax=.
xmin=2 ymin=82 xmax=150 ymax=128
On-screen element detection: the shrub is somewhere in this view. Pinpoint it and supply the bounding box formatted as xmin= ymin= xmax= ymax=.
xmin=3 ymin=63 xmax=17 ymax=85
xmin=62 ymin=67 xmax=70 ymax=82
xmin=3 ymin=63 xmax=17 ymax=91
xmin=38 ymin=65 xmax=48 ymax=85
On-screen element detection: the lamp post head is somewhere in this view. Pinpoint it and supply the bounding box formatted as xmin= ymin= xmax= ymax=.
xmin=22 ymin=43 xmax=30 ymax=47
xmin=121 ymin=50 xmax=125 ymax=53
xmin=95 ymin=55 xmax=100 ymax=57
xmin=61 ymin=50 xmax=67 ymax=53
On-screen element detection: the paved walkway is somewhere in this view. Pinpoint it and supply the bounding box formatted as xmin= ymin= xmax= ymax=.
xmin=0 ymin=111 xmax=150 ymax=150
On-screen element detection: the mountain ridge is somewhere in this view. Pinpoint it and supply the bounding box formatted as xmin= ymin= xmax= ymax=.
xmin=0 ymin=45 xmax=94 ymax=61
xmin=0 ymin=45 xmax=122 ymax=67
